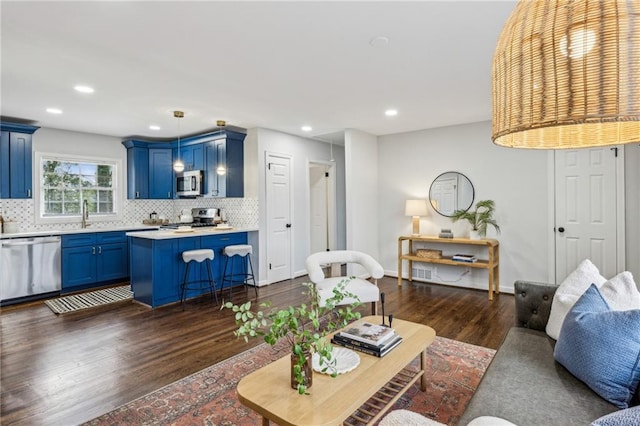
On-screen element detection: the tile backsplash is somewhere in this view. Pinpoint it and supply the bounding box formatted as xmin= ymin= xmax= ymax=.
xmin=0 ymin=197 xmax=259 ymax=232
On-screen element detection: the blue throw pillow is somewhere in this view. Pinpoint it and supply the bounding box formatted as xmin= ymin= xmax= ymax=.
xmin=554 ymin=284 xmax=640 ymax=409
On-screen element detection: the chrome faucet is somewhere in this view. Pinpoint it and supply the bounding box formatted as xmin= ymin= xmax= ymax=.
xmin=82 ymin=200 xmax=90 ymax=228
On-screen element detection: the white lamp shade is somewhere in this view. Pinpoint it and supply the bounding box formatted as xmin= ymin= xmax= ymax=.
xmin=405 ymin=199 xmax=429 ymax=217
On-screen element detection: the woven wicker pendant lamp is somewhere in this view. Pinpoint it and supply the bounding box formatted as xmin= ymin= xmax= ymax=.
xmin=492 ymin=0 xmax=640 ymax=149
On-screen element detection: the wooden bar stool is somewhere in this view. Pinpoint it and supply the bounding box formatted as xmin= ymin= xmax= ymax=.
xmin=180 ymin=248 xmax=218 ymax=310
xmin=221 ymin=244 xmax=257 ymax=301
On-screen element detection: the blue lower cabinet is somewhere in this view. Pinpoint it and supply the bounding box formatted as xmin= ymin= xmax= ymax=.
xmin=129 ymin=232 xmax=247 ymax=308
xmin=96 ymin=243 xmax=128 ymax=282
xmin=62 ymin=246 xmax=97 ymax=288
xmin=152 ymin=239 xmax=180 ymax=307
xmin=62 ymin=232 xmax=129 ymax=292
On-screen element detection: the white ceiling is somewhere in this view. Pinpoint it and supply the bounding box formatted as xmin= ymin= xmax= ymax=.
xmin=1 ymin=1 xmax=516 ymax=142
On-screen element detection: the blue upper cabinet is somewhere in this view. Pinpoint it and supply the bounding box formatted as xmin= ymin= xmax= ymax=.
xmin=149 ymin=148 xmax=173 ymax=199
xmin=205 ymin=140 xmax=224 ymax=197
xmin=0 ymin=122 xmax=39 ymax=199
xmin=126 ymin=146 xmax=149 ymax=199
xmin=123 ymin=142 xmax=174 ymax=199
xmin=225 ymin=134 xmax=244 ymax=198
xmin=205 ymin=136 xmax=244 ymax=198
xmin=123 ymin=129 xmax=244 ymax=199
xmin=0 ymin=131 xmax=9 ymax=198
xmin=179 ymin=143 xmax=205 ymax=172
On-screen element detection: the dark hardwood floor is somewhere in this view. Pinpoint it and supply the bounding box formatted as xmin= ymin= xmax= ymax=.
xmin=0 ymin=276 xmax=515 ymax=426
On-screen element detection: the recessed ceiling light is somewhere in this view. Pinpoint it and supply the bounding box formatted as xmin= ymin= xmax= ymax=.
xmin=46 ymin=108 xmax=63 ymax=114
xmin=385 ymin=109 xmax=398 ymax=117
xmin=370 ymin=36 xmax=390 ymax=48
xmin=74 ymin=85 xmax=94 ymax=94
xmin=301 ymin=125 xmax=312 ymax=132
xmin=149 ymin=125 xmax=161 ymax=131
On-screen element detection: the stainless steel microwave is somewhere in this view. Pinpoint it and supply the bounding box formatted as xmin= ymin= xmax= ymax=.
xmin=176 ymin=170 xmax=203 ymax=197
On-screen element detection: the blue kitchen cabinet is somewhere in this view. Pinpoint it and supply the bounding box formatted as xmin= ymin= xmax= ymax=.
xmin=9 ymin=133 xmax=33 ymax=198
xmin=62 ymin=245 xmax=97 ymax=287
xmin=204 ymin=137 xmax=243 ymax=198
xmin=123 ymin=129 xmax=244 ymax=199
xmin=62 ymin=231 xmax=129 ymax=292
xmin=1 ymin=131 xmax=9 ymax=198
xmin=0 ymin=122 xmax=39 ymax=199
xmin=95 ymin=232 xmax=128 ymax=282
xmin=62 ymin=234 xmax=98 ymax=288
xmin=125 ymin=144 xmax=173 ymax=200
xmin=127 ymin=146 xmax=149 ymax=199
xmin=129 ymin=238 xmax=180 ymax=307
xmin=128 ymin=232 xmax=248 ymax=308
xmin=148 ymin=148 xmax=173 ymax=199
xmin=179 ymin=143 xmax=205 ymax=172
xmin=204 ymin=140 xmax=223 ymax=197
xmin=225 ymin=136 xmax=244 ymax=198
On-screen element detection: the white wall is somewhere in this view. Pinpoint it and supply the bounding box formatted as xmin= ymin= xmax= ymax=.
xmin=244 ymin=129 xmax=259 ymax=199
xmin=378 ymin=121 xmax=550 ymax=294
xmin=255 ymin=128 xmax=346 ymax=282
xmin=344 ymin=129 xmax=379 ymax=278
xmin=33 ymin=127 xmax=124 ymax=158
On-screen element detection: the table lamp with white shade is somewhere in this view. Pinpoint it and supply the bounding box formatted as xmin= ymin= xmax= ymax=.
xmin=405 ymin=199 xmax=429 ymax=236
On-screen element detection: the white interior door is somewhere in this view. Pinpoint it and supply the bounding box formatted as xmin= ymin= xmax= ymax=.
xmin=266 ymin=153 xmax=292 ymax=284
xmin=309 ymin=165 xmax=328 ymax=253
xmin=555 ymin=147 xmax=621 ymax=282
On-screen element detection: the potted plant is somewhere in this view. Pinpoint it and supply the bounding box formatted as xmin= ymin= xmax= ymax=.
xmin=451 ymin=199 xmax=500 ymax=239
xmin=223 ymin=279 xmax=361 ymax=394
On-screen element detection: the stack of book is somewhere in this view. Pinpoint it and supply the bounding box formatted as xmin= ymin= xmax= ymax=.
xmin=452 ymin=253 xmax=477 ymax=262
xmin=332 ymin=321 xmax=403 ymax=357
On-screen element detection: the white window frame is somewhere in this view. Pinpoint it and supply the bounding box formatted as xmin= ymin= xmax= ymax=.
xmin=34 ymin=152 xmax=123 ymax=225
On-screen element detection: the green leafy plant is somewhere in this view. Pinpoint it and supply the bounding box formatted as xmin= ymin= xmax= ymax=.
xmin=451 ymin=199 xmax=500 ymax=237
xmin=222 ymin=279 xmax=361 ymax=394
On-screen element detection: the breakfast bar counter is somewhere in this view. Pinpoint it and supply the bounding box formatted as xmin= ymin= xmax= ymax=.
xmin=127 ymin=228 xmax=258 ymax=308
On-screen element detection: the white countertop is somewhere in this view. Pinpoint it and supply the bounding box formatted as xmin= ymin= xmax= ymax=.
xmin=126 ymin=227 xmax=258 ymax=240
xmin=0 ymin=225 xmax=159 ymax=239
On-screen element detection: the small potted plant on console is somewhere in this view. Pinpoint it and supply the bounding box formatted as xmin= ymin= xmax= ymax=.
xmin=451 ymin=199 xmax=500 ymax=240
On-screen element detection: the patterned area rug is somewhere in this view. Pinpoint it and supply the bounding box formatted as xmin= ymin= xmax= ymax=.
xmin=84 ymin=336 xmax=495 ymax=425
xmin=44 ymin=285 xmax=133 ymax=314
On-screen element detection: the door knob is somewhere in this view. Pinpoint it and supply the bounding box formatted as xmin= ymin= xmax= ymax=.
xmin=558 ymin=227 xmax=565 ymax=233
xmin=286 ymin=224 xmax=292 ymax=228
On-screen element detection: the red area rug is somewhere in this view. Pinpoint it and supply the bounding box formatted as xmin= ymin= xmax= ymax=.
xmin=84 ymin=337 xmax=494 ymax=425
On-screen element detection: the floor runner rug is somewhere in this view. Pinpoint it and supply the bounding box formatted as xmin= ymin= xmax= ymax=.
xmin=44 ymin=285 xmax=133 ymax=314
xmin=85 ymin=336 xmax=495 ymax=426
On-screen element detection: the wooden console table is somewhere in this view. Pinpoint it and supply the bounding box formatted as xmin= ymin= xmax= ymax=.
xmin=397 ymin=235 xmax=500 ymax=300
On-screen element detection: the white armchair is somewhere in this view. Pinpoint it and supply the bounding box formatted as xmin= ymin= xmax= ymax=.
xmin=305 ymin=250 xmax=384 ymax=315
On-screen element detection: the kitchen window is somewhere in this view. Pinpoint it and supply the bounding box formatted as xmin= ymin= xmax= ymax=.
xmin=36 ymin=153 xmax=122 ymax=223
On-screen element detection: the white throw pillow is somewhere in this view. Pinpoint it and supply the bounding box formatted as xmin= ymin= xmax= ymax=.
xmin=467 ymin=417 xmax=518 ymax=426
xmin=599 ymin=271 xmax=640 ymax=310
xmin=546 ymin=259 xmax=606 ymax=340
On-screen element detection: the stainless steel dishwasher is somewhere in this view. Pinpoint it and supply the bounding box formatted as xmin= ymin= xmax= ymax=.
xmin=0 ymin=235 xmax=62 ymax=305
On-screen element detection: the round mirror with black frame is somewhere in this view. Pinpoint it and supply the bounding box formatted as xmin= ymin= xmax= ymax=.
xmin=429 ymin=172 xmax=475 ymax=217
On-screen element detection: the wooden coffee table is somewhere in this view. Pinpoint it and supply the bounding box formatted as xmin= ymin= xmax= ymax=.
xmin=236 ymin=315 xmax=436 ymax=426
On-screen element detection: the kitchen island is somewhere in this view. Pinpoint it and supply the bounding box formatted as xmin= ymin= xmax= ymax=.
xmin=126 ymin=227 xmax=258 ymax=308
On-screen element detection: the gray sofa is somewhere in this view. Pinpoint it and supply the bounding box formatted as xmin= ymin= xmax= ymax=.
xmin=459 ymin=280 xmax=619 ymax=426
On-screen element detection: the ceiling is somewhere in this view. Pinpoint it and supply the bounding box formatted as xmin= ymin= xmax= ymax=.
xmin=1 ymin=1 xmax=516 ymax=143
